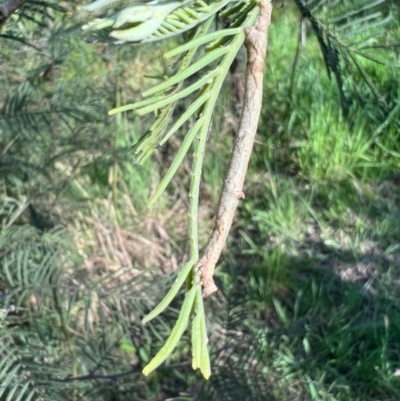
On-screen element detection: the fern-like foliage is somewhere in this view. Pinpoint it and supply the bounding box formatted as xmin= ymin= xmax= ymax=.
xmin=0 ymin=11 xmax=122 ymax=206
xmin=0 ymin=0 xmax=74 ymax=46
xmin=0 ymin=196 xmax=189 ymax=400
xmin=0 ymin=0 xmax=397 ymax=397
xmin=81 ymin=0 xmax=399 ymax=381
xmin=0 ymin=79 xmax=108 ymax=206
xmin=292 ymin=0 xmax=398 ymax=115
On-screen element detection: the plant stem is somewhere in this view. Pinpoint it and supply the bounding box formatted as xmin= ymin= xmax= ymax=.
xmin=198 ymin=0 xmax=273 ymax=297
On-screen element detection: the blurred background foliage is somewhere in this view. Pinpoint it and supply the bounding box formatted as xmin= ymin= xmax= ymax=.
xmin=1 ymin=0 xmax=400 ymax=400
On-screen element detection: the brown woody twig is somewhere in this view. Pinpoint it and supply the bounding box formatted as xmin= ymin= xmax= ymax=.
xmin=0 ymin=0 xmax=28 ymax=26
xmin=198 ymin=0 xmax=273 ymax=297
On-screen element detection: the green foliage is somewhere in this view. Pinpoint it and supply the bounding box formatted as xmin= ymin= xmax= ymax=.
xmin=0 ymin=197 xmax=190 ymax=400
xmin=83 ymin=0 xmax=265 ymax=378
xmin=1 ymin=0 xmax=400 ymax=400
xmin=81 ymin=0 xmax=239 ymax=44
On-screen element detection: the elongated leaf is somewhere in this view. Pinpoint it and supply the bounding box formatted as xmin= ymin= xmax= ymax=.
xmin=164 ymin=28 xmax=242 ymax=58
xmin=148 ymin=115 xmax=206 ymax=207
xmin=191 ymin=297 xmax=202 ymax=370
xmin=132 ymin=17 xmax=215 ymax=164
xmin=160 ymin=91 xmax=209 ymax=145
xmin=142 ymin=0 xmax=235 ymax=44
xmin=135 ymin=69 xmax=220 ymax=116
xmin=142 ymin=260 xmax=195 ymax=324
xmin=109 ymin=93 xmax=166 ymax=115
xmin=143 ymin=46 xmax=229 ymax=97
xmin=196 ymin=286 xmax=210 ymax=379
xmin=142 ymin=284 xmax=197 ymax=376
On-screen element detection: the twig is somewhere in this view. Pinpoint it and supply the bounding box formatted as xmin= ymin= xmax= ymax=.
xmin=54 ymin=361 xmax=191 ymax=382
xmin=54 ymin=366 xmax=142 ymax=383
xmin=0 ymin=0 xmax=28 ymax=26
xmin=198 ymin=0 xmax=273 ymax=297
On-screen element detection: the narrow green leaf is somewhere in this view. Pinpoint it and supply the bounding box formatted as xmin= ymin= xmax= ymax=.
xmin=272 ymin=297 xmax=288 ymax=324
xmin=160 ymin=91 xmax=209 ymax=145
xmin=109 ymin=94 xmax=166 ymax=115
xmin=83 ymin=0 xmax=137 ymax=14
xmin=196 ymin=288 xmax=211 ymax=379
xmin=4 ymin=259 xmax=15 ymax=287
xmin=353 ymin=49 xmax=399 ymax=68
xmin=329 ymin=0 xmax=386 ymax=24
xmin=191 ymin=293 xmax=202 ymax=369
xmin=142 ymin=260 xmax=195 ymax=324
xmin=135 ymin=68 xmax=219 ymax=116
xmin=349 ymin=51 xmax=387 ymax=107
xmin=141 ymin=0 xmax=234 ymax=44
xmin=372 ymin=101 xmax=400 ymax=138
xmin=143 ymin=47 xmax=228 ymax=97
xmin=5 ymin=378 xmax=20 ymax=401
xmin=172 ymin=8 xmax=195 ymax=24
xmin=180 ymin=6 xmax=201 ymax=20
xmin=148 ymin=115 xmax=205 ymax=208
xmin=163 ymin=19 xmax=186 ymax=31
xmin=142 ymin=285 xmax=197 ymax=376
xmin=14 ymin=382 xmax=32 ymax=401
xmin=0 ymin=364 xmax=21 ymax=398
xmin=164 ymin=28 xmax=242 ymax=58
xmin=16 ymin=250 xmax=23 ymax=285
xmin=220 ymin=0 xmax=247 ymax=18
xmin=200 ymin=342 xmax=211 ymax=379
xmin=129 ymin=17 xmax=214 ymax=163
xmin=109 ymin=0 xmax=190 ymax=42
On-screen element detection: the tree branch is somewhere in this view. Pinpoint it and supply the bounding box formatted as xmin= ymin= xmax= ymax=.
xmin=0 ymin=0 xmax=28 ymax=26
xmin=198 ymin=0 xmax=273 ymax=297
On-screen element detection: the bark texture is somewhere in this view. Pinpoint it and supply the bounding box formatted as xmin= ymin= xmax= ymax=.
xmin=0 ymin=0 xmax=28 ymax=25
xmin=198 ymin=0 xmax=273 ymax=297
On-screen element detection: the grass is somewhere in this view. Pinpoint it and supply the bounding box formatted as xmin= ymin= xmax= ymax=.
xmin=208 ymin=7 xmax=400 ymax=401
xmin=2 ymin=2 xmax=400 ymax=400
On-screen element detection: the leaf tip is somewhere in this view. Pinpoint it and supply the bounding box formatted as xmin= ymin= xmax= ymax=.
xmin=142 ymin=365 xmax=152 ymax=377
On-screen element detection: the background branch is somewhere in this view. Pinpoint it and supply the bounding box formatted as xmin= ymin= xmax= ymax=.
xmin=0 ymin=0 xmax=28 ymax=26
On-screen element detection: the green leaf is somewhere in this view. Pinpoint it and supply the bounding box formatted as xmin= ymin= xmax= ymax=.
xmin=142 ymin=260 xmax=195 ymax=325
xmin=142 ymin=284 xmax=197 ymax=376
xmin=160 ymin=91 xmax=210 ymax=146
xmin=135 ymin=68 xmax=220 ymax=116
xmin=148 ymin=114 xmax=206 ymax=207
xmin=197 ymin=286 xmax=211 ymax=379
xmin=191 ymin=295 xmax=202 ymax=370
xmin=143 ymin=46 xmax=230 ymax=97
xmin=141 ymin=0 xmax=236 ymax=44
xmin=164 ymin=28 xmax=242 ymax=58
